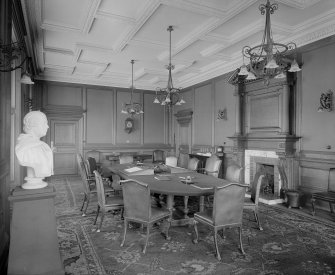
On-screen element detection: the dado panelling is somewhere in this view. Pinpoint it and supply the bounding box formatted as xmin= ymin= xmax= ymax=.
xmin=86 ymin=88 xmax=114 ymax=144
xmin=194 ymin=84 xmax=212 ymax=145
xmin=143 ymin=93 xmax=166 ymax=144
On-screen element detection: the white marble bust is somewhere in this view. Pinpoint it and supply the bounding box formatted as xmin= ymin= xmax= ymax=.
xmin=15 ymin=111 xmax=54 ymax=189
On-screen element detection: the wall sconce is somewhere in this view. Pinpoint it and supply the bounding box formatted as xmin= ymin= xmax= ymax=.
xmin=0 ymin=41 xmax=34 ymax=84
xmin=216 ymin=108 xmax=227 ymax=121
xmin=317 ymin=90 xmax=333 ymax=112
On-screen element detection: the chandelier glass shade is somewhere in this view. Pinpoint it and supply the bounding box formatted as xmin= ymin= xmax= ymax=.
xmin=154 ymin=26 xmax=185 ymax=106
xmin=238 ymin=0 xmax=301 ymax=84
xmin=121 ymin=60 xmax=144 ymax=116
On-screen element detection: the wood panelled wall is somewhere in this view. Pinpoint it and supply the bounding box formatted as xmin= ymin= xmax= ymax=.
xmin=41 ymin=82 xmax=172 ymax=165
xmin=298 ymin=42 xmax=335 ymax=205
xmin=173 ymin=73 xmax=237 ymax=171
xmin=172 ymin=41 xmax=335 ymax=210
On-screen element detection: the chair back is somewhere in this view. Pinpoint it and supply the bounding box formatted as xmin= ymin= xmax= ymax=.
xmin=212 ymin=183 xmax=247 ymax=226
xmin=225 ymin=164 xmax=243 ymax=183
xmin=86 ymin=150 xmax=101 ymax=163
xmin=204 ymin=155 xmax=222 ymax=177
xmin=119 ymin=155 xmax=134 ymax=164
xmin=87 ymin=157 xmax=98 ymax=173
xmin=78 ymin=161 xmax=90 ymax=194
xmin=152 ymin=150 xmax=165 ymax=163
xmin=111 ymin=174 xmax=122 ymax=191
xmin=187 ymin=158 xmax=200 ymax=171
xmin=94 ymin=171 xmax=106 ymax=207
xmin=165 ymin=156 xmax=178 ymax=167
xmin=121 ymin=179 xmax=151 ymax=221
xmin=251 ymin=173 xmax=265 ymax=204
xmin=328 ymin=168 xmax=335 ymax=192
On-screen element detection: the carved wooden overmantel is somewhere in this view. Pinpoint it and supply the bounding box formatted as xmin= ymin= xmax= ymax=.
xmin=228 ymin=72 xmax=301 ymax=189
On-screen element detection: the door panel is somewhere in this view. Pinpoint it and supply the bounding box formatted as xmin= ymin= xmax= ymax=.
xmin=50 ymin=120 xmax=78 ymax=175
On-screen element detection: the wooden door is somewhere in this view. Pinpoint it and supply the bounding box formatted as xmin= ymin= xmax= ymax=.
xmin=49 ymin=119 xmax=79 ymax=175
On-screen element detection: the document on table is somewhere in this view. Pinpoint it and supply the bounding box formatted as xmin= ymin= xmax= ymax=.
xmin=124 ymin=167 xmax=143 ymax=173
xmin=154 ymin=175 xmax=171 ymax=181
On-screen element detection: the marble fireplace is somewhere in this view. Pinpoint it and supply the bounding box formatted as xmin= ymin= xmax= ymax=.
xmin=245 ymin=150 xmax=282 ymax=203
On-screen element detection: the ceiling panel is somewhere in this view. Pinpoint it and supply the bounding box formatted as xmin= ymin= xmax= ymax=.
xmin=21 ymin=0 xmax=335 ymax=90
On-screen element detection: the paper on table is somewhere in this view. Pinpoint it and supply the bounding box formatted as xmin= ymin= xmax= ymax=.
xmin=154 ymin=176 xmax=171 ymax=181
xmin=124 ymin=167 xmax=143 ymax=173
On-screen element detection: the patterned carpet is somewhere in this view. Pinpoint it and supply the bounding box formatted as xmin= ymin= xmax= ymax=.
xmin=54 ymin=176 xmax=335 ymax=275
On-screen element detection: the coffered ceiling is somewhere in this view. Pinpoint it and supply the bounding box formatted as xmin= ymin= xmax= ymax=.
xmin=21 ymin=0 xmax=335 ymax=91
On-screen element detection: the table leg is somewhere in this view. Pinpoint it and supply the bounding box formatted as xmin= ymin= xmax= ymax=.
xmin=199 ymin=196 xmax=205 ymax=212
xmin=183 ymin=196 xmax=189 ymax=219
xmin=164 ymin=194 xmax=174 ymax=240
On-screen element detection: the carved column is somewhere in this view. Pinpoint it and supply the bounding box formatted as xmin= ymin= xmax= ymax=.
xmin=281 ymin=82 xmax=290 ymax=135
xmin=234 ymin=85 xmax=241 ymax=135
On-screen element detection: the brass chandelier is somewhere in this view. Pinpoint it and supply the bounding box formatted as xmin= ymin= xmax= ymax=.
xmin=238 ymin=0 xmax=301 ymax=84
xmin=153 ymin=26 xmax=185 ymax=106
xmin=121 ymin=60 xmax=144 ymax=116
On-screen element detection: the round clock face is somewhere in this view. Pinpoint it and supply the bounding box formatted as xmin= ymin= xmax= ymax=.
xmin=125 ymin=118 xmax=134 ymax=133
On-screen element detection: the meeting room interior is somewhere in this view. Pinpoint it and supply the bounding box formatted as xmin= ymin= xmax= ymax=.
xmin=1 ymin=0 xmax=335 ymax=274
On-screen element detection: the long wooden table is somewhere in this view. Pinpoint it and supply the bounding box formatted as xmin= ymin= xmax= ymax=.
xmin=106 ymin=163 xmax=230 ymax=226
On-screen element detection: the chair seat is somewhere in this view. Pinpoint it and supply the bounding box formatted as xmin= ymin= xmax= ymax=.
xmin=105 ymin=195 xmax=124 ymax=206
xmin=194 ymin=209 xmax=213 ymax=225
xmin=244 ymin=197 xmax=256 ymax=206
xmin=150 ymin=207 xmax=170 ymax=222
xmin=90 ymin=184 xmax=114 ymax=193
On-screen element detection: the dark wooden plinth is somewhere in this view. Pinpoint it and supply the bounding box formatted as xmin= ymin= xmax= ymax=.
xmin=7 ymin=184 xmax=64 ymax=275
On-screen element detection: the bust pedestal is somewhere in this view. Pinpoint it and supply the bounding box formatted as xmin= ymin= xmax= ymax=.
xmin=7 ymin=184 xmax=64 ymax=275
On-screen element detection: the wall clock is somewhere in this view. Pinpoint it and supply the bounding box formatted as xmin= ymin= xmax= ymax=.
xmin=125 ymin=117 xmax=134 ymax=133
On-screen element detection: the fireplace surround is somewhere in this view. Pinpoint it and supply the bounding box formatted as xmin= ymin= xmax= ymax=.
xmin=228 ymin=75 xmax=300 ymax=191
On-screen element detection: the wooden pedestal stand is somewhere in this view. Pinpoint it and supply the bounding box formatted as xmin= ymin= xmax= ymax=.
xmin=7 ymin=184 xmax=64 ymax=275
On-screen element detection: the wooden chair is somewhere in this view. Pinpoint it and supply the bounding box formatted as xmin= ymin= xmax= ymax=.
xmin=77 ymin=153 xmax=113 ymax=216
xmin=311 ymin=168 xmax=335 ymax=216
xmin=152 ymin=149 xmax=165 ymax=163
xmin=244 ymin=172 xmax=265 ymax=230
xmin=93 ymin=171 xmax=124 ymax=232
xmin=193 ymin=183 xmax=248 ymax=260
xmin=165 ymin=156 xmax=178 ymax=167
xmin=200 ymin=155 xmax=222 ymax=178
xmin=120 ymin=179 xmax=171 ymax=253
xmin=119 ymin=155 xmax=134 ymax=164
xmin=207 ymin=164 xmax=243 ymax=208
xmin=78 ymin=159 xmax=97 ymax=216
xmin=187 ymin=157 xmax=200 ymax=172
